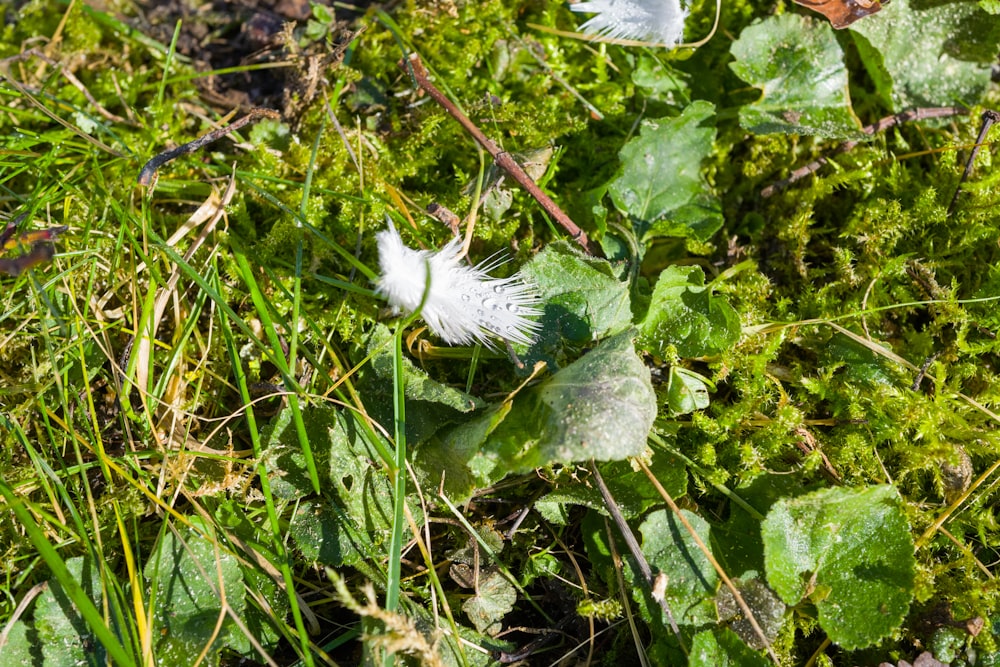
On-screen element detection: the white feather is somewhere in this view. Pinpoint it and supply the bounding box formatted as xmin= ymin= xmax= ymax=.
xmin=570 ymin=0 xmax=688 ymax=45
xmin=375 ymin=223 xmax=542 ymax=348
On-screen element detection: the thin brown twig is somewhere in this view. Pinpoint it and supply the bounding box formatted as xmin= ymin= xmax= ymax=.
xmin=635 ymin=458 xmax=781 ymax=664
xmin=399 ymin=53 xmax=596 ymax=254
xmin=137 ymin=108 xmax=281 ymax=187
xmin=589 ymin=461 xmax=686 ymax=653
xmin=947 ymin=109 xmax=1000 ymax=214
xmin=761 ymin=106 xmax=969 ymax=198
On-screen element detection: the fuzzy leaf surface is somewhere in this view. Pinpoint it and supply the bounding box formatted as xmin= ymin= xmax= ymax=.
xmin=462 ymin=569 xmax=517 ymax=635
xmin=536 ymin=454 xmax=688 ymax=522
xmin=608 ymin=100 xmax=722 ymax=241
xmin=485 ymin=330 xmax=655 ymax=472
xmin=851 ymin=0 xmax=1000 ymax=110
xmin=640 ymin=509 xmax=719 ymax=626
xmin=144 ymin=521 xmax=246 ymax=664
xmin=264 ymin=406 xmax=393 ymax=565
xmin=666 ymin=366 xmax=712 ymax=415
xmin=690 ymin=628 xmax=771 ymax=667
xmin=34 ymin=557 xmax=107 ymax=667
xmin=730 ymin=14 xmax=862 ymax=139
xmin=638 ymin=265 xmax=741 ymax=359
xmin=519 ymin=242 xmax=632 ymax=348
xmin=762 ymin=485 xmax=915 ymax=649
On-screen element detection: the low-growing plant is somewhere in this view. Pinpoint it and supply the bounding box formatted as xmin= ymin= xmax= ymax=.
xmin=1 ymin=0 xmax=1000 ymax=665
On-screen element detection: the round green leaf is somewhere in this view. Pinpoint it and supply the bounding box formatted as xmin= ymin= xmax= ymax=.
xmin=638 ymin=265 xmax=741 ymax=359
xmin=690 ymin=628 xmax=770 ymax=667
xmin=640 ymin=509 xmax=719 ymax=626
xmin=519 ymin=242 xmax=633 ymax=346
xmin=667 ymin=366 xmax=712 ymax=415
xmin=851 ymin=0 xmax=1000 ymax=110
xmin=608 ymin=100 xmax=722 ymax=242
xmin=482 ymin=330 xmax=657 ymax=472
xmin=730 ymin=14 xmax=863 ymax=139
xmin=762 ymin=485 xmax=915 ymax=649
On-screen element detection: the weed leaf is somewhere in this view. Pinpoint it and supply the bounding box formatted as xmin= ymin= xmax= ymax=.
xmin=762 ymin=484 xmax=915 ymax=649
xmin=608 ymin=100 xmax=722 ymax=242
xmin=638 ymin=265 xmax=740 ymax=359
xmin=851 ymin=0 xmax=1000 ymax=110
xmin=730 ymin=14 xmax=862 ymax=139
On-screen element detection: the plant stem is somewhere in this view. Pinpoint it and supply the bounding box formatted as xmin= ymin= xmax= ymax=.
xmin=400 ymin=53 xmax=597 ymax=254
xmin=948 ymin=109 xmax=1000 ymax=214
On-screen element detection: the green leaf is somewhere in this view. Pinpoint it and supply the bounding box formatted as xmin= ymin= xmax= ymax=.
xmin=0 ymin=621 xmax=36 ymax=665
xmin=290 ymin=500 xmax=362 ymax=568
xmin=762 ymin=485 xmax=916 ymax=650
xmin=715 ymin=578 xmax=786 ymax=650
xmin=690 ymin=628 xmax=771 ymax=667
xmin=145 ymin=521 xmax=246 ymax=665
xmin=666 ymin=366 xmax=713 ymax=415
xmin=34 ymin=557 xmax=107 ymax=667
xmin=359 ymin=323 xmax=483 ymax=445
xmin=461 ymin=569 xmax=517 ymax=635
xmin=640 ymin=509 xmax=718 ymax=626
xmin=519 ymin=242 xmax=633 ymax=348
xmin=714 ymin=474 xmax=816 ymax=581
xmin=264 ymin=406 xmax=395 ymax=564
xmin=487 ymin=330 xmax=655 ymax=471
xmin=851 ymin=0 xmax=1000 ymax=110
xmin=367 ymin=323 xmax=482 ymax=413
xmin=425 ymin=331 xmax=656 ymax=481
xmin=536 ymin=453 xmax=688 ymax=521
xmin=414 ymin=401 xmax=513 ymax=504
xmin=311 ymin=2 xmax=334 ymax=23
xmin=638 ymin=265 xmax=741 ymax=359
xmin=631 ymin=53 xmax=690 ymax=102
xmin=608 ymin=100 xmax=723 ymax=242
xmin=823 ymin=333 xmax=899 ymax=387
xmin=729 ymin=14 xmax=863 ymax=139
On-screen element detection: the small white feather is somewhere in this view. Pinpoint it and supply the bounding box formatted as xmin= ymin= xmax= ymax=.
xmin=375 ymin=223 xmax=542 ymax=349
xmin=570 ymin=0 xmax=688 ymax=46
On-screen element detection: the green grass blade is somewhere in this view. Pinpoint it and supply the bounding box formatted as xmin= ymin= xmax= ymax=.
xmin=0 ymin=482 xmax=135 ymax=666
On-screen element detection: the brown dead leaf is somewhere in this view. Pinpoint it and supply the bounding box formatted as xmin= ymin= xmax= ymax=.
xmin=794 ymin=0 xmax=884 ymax=28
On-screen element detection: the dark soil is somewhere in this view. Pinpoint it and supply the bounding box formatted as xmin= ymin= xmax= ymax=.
xmin=131 ymin=0 xmax=354 ymax=113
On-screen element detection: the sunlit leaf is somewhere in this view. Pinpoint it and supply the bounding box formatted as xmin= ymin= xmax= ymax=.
xmin=144 ymin=521 xmax=246 ymax=664
xmin=666 ymin=366 xmax=713 ymax=415
xmin=851 ymin=0 xmax=1000 ymax=110
xmin=640 ymin=509 xmax=718 ymax=626
xmin=690 ymin=628 xmax=770 ymax=666
xmin=519 ymin=242 xmax=633 ymax=349
xmin=608 ymin=100 xmax=722 ymax=242
xmin=730 ymin=14 xmax=863 ymax=139
xmin=536 ymin=453 xmax=688 ymax=522
xmin=34 ymin=557 xmax=108 ymax=667
xmin=638 ymin=265 xmax=741 ymax=359
xmin=762 ymin=485 xmax=915 ymax=649
xmin=264 ymin=406 xmax=394 ymax=564
xmin=462 ymin=569 xmax=517 ymax=635
xmin=426 ymin=331 xmax=656 ymax=480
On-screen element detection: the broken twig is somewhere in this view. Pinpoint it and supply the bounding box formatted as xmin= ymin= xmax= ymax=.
xmin=399 ymin=53 xmax=595 ymax=254
xmin=761 ymin=106 xmax=968 ymax=198
xmin=137 ymin=108 xmax=281 ymax=187
xmin=947 ymin=109 xmax=1000 ymax=215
